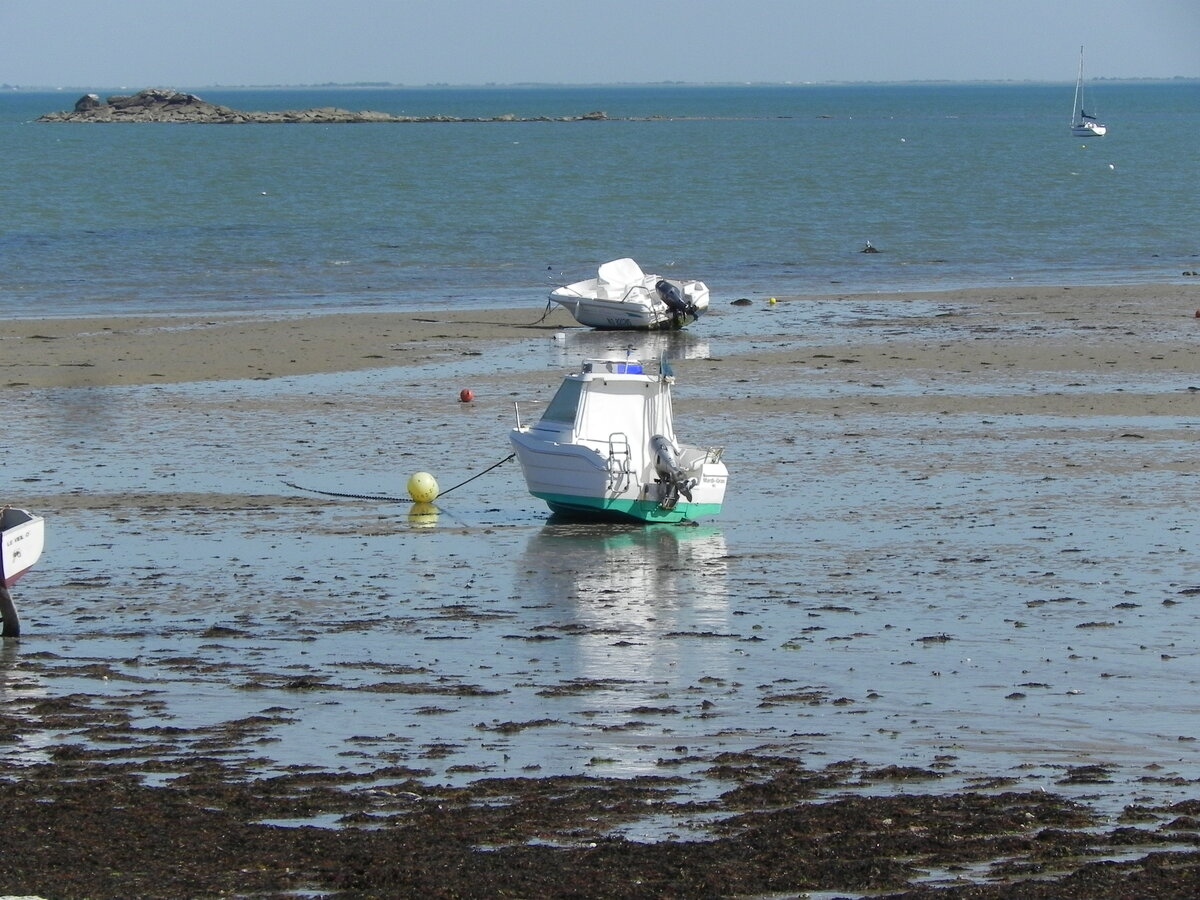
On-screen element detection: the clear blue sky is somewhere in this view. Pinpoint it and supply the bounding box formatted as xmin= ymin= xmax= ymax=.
xmin=3 ymin=0 xmax=1197 ymax=88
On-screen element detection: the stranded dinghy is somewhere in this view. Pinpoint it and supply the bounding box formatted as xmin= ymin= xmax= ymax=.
xmin=549 ymin=258 xmax=709 ymax=331
xmin=510 ymin=356 xmax=727 ymax=523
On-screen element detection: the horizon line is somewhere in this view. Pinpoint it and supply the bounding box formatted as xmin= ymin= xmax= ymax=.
xmin=4 ymin=75 xmax=1199 ymax=93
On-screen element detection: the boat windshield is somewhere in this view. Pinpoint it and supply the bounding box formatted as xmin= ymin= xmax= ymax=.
xmin=539 ymin=378 xmax=584 ymax=426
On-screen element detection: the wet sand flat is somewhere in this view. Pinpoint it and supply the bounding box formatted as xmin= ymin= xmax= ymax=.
xmin=2 ymin=283 xmax=1199 ymax=898
xmin=2 ymin=283 xmax=1198 ymax=398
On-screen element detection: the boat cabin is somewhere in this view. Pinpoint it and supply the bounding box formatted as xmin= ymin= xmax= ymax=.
xmin=525 ymin=358 xmax=677 ymax=463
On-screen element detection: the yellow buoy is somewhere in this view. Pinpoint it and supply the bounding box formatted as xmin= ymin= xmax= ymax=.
xmin=769 ymin=297 xmax=777 ymax=305
xmin=407 ymin=471 xmax=439 ymax=503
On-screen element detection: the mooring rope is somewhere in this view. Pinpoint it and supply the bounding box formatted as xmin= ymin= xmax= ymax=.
xmin=283 ymin=453 xmax=516 ymax=504
xmin=529 ymin=297 xmax=555 ymax=325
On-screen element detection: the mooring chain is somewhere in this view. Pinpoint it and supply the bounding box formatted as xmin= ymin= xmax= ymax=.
xmin=283 ymin=453 xmax=515 ymax=504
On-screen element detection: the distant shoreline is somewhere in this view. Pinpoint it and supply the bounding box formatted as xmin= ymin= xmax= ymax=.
xmin=7 ymin=76 xmax=1199 ymax=93
xmin=35 ymin=88 xmax=616 ymax=124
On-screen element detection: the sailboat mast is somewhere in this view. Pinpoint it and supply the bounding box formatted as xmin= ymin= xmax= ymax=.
xmin=1072 ymin=45 xmax=1084 ymax=124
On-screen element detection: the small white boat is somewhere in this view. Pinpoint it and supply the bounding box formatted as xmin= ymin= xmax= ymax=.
xmin=549 ymin=258 xmax=709 ymax=330
xmin=2 ymin=506 xmax=45 ymax=638
xmin=2 ymin=507 xmax=43 ymax=589
xmin=510 ymin=356 xmax=728 ymax=523
xmin=1070 ymin=45 xmax=1107 ymax=137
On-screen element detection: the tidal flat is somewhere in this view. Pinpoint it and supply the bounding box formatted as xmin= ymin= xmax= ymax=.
xmin=1 ymin=285 xmax=1198 ymax=898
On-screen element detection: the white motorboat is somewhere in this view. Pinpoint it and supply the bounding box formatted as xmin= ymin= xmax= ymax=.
xmin=549 ymin=258 xmax=709 ymax=330
xmin=510 ymin=355 xmax=727 ymax=523
xmin=1070 ymin=45 xmax=1107 ymax=137
xmin=2 ymin=506 xmax=45 ymax=638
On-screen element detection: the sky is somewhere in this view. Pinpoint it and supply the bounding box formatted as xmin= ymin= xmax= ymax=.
xmin=2 ymin=0 xmax=1198 ymax=89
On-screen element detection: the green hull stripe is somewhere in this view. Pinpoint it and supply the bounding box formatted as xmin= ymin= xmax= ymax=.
xmin=535 ymin=491 xmax=721 ymax=523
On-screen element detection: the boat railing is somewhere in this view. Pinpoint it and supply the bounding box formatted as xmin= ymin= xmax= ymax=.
xmin=512 ymin=399 xmax=547 ymax=430
xmin=564 ymin=280 xmax=654 ymax=303
xmin=678 ymin=446 xmax=724 ymax=469
xmin=617 ymin=283 xmax=653 ymax=304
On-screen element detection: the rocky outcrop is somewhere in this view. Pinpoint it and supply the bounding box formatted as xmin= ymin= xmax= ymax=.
xmin=38 ymin=88 xmax=609 ymax=124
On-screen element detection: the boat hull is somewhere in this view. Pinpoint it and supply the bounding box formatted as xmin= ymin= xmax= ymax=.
xmin=1 ymin=508 xmax=44 ymax=588
xmin=510 ymin=429 xmax=726 ymax=525
xmin=541 ymin=492 xmax=723 ymax=524
xmin=550 ymin=294 xmax=702 ymax=330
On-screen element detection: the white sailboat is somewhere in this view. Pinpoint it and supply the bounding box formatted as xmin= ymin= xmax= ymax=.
xmin=1071 ymin=45 xmax=1107 ymax=137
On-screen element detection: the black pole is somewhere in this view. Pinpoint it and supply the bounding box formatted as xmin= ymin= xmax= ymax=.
xmin=0 ymin=583 xmax=20 ymax=638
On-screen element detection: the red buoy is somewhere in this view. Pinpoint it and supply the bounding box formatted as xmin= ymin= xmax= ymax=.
xmin=459 ymin=388 xmax=475 ymax=403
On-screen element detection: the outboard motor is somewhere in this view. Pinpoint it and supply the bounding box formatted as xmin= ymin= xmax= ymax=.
xmin=655 ymin=279 xmax=699 ymax=324
xmin=650 ymin=434 xmax=695 ymax=508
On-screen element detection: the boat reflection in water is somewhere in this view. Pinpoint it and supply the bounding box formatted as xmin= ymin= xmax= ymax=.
xmin=516 ymin=520 xmax=730 ymax=688
xmin=549 ymin=327 xmax=711 ymax=368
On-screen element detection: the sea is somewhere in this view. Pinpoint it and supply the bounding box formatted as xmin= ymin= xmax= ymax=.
xmin=2 ymin=80 xmax=1199 ymax=319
